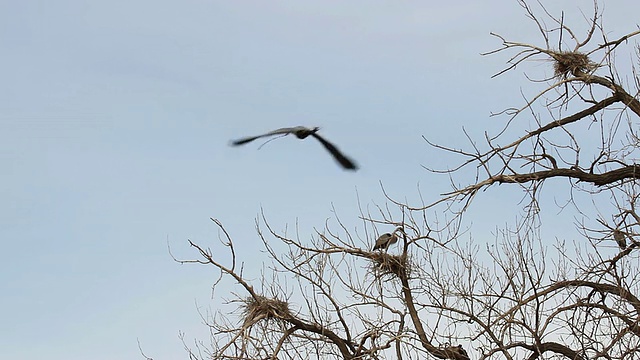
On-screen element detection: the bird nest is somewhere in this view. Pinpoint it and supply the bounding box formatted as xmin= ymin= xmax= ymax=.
xmin=552 ymin=51 xmax=597 ymax=78
xmin=241 ymin=295 xmax=291 ymax=327
xmin=370 ymin=252 xmax=410 ymax=278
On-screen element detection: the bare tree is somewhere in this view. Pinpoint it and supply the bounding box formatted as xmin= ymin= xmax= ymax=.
xmin=174 ymin=2 xmax=640 ymax=359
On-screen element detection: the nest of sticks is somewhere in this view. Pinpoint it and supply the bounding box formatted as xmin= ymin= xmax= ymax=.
xmin=241 ymin=295 xmax=291 ymax=327
xmin=552 ymin=51 xmax=597 ymax=78
xmin=370 ymin=252 xmax=409 ymax=278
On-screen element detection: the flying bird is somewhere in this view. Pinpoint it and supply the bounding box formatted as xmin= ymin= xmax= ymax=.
xmin=230 ymin=126 xmax=358 ymax=170
xmin=372 ymin=227 xmax=404 ymax=251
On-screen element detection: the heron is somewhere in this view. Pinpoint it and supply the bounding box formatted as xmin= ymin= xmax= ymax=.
xmin=372 ymin=227 xmax=404 ymax=251
xmin=456 ymin=345 xmax=469 ymax=359
xmin=230 ymin=126 xmax=358 ymax=170
xmin=613 ymin=229 xmax=627 ymax=250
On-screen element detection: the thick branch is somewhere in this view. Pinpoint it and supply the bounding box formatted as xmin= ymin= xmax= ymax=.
xmin=284 ymin=316 xmax=356 ymax=360
xmin=522 ymin=341 xmax=583 ymax=360
xmin=399 ymin=258 xmax=470 ymax=360
xmin=448 ymin=164 xmax=640 ymax=197
xmin=527 ymin=94 xmax=621 ymax=138
xmin=488 ymin=94 xmax=623 ymax=157
xmin=581 ymin=74 xmax=640 ymax=117
xmin=496 ymin=165 xmax=640 ymax=186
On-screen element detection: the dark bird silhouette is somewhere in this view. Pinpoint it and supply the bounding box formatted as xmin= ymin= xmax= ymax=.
xmin=372 ymin=227 xmax=404 ymax=251
xmin=613 ymin=229 xmax=627 ymax=250
xmin=456 ymin=345 xmax=469 ymax=359
xmin=230 ymin=126 xmax=358 ymax=170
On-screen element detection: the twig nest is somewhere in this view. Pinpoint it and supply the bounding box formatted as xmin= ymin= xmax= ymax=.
xmin=242 ymin=295 xmax=291 ymax=327
xmin=552 ymin=51 xmax=597 ymax=78
xmin=370 ymin=252 xmax=409 ymax=278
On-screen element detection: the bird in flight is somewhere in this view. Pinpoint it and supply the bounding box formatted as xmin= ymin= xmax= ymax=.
xmin=372 ymin=227 xmax=405 ymax=251
xmin=230 ymin=126 xmax=358 ymax=170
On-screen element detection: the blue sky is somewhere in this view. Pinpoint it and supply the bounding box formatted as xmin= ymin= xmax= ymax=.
xmin=1 ymin=1 xmax=637 ymax=359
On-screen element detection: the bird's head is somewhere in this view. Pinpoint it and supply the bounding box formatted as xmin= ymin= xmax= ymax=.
xmin=293 ymin=126 xmax=321 ymax=139
xmin=394 ymin=226 xmax=406 ymax=235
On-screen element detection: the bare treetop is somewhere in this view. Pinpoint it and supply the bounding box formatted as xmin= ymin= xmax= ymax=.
xmin=171 ymin=2 xmax=640 ymax=360
xmin=418 ymin=1 xmax=640 ymax=216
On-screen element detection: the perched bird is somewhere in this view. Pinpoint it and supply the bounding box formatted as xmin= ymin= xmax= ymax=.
xmin=441 ymin=343 xmax=469 ymax=359
xmin=613 ymin=229 xmax=627 ymax=250
xmin=372 ymin=227 xmax=404 ymax=251
xmin=230 ymin=126 xmax=358 ymax=170
xmin=456 ymin=345 xmax=469 ymax=359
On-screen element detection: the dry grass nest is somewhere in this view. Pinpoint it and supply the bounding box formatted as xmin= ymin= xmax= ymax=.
xmin=552 ymin=51 xmax=597 ymax=78
xmin=242 ymin=295 xmax=291 ymax=326
xmin=370 ymin=252 xmax=410 ymax=278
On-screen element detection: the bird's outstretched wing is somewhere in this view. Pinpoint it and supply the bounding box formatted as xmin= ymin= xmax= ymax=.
xmin=310 ymin=133 xmax=358 ymax=170
xmin=230 ymin=127 xmax=302 ymax=146
xmin=231 ymin=126 xmax=358 ymax=170
xmin=230 ymin=135 xmax=263 ymax=146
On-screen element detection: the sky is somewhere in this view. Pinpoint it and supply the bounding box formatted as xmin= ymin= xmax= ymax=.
xmin=1 ymin=1 xmax=637 ymax=359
